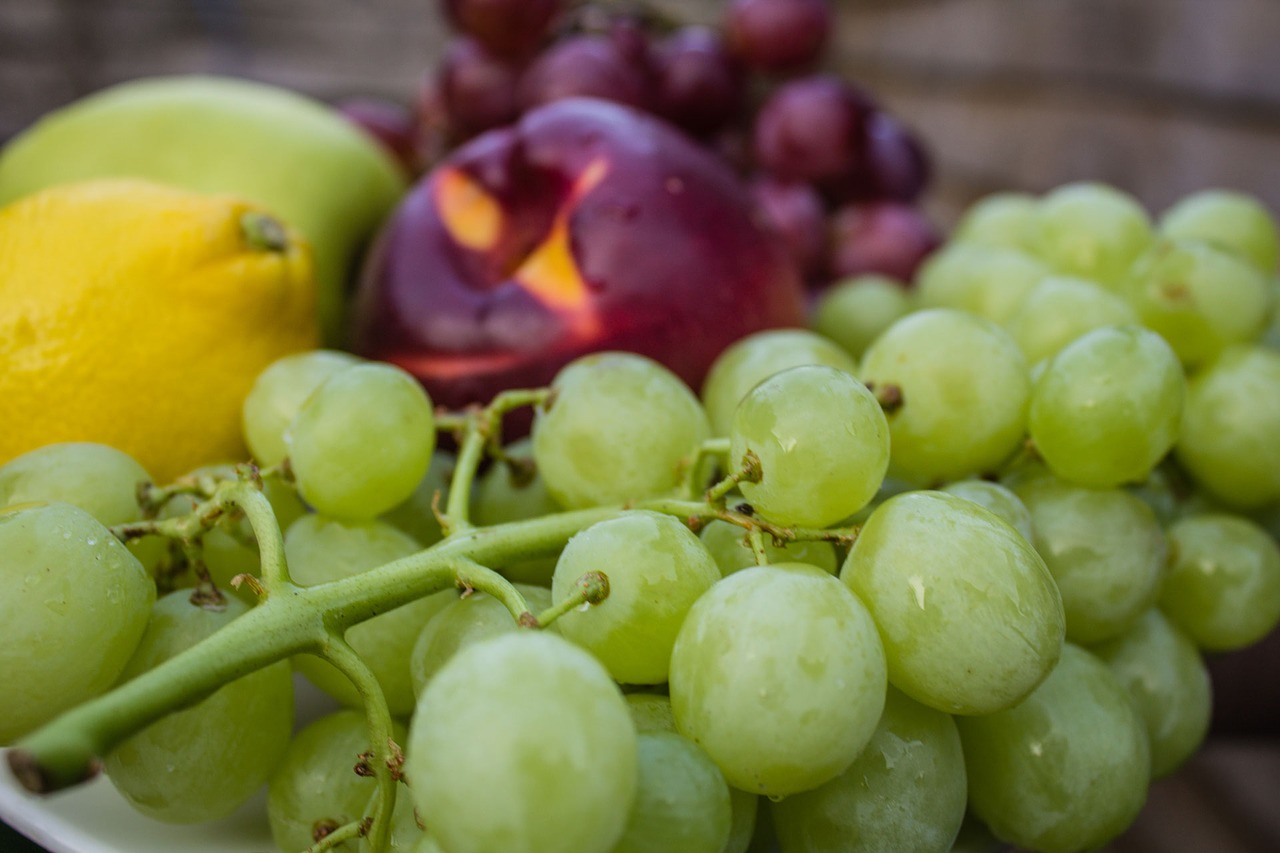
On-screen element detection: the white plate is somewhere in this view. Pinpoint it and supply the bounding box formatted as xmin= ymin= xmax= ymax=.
xmin=0 ymin=676 xmax=340 ymax=853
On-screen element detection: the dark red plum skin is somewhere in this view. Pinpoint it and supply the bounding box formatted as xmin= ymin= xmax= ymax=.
xmin=351 ymin=98 xmax=807 ymax=411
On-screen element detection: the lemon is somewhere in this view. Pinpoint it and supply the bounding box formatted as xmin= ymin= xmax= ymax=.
xmin=0 ymin=179 xmax=319 ymax=482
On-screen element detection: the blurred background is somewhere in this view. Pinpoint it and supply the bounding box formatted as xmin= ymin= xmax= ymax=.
xmin=1 ymin=0 xmax=1278 ymax=851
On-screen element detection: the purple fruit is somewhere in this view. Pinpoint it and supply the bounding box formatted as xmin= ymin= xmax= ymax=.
xmin=651 ymin=26 xmax=744 ymax=137
xmin=438 ymin=37 xmax=524 ymax=139
xmin=518 ymin=35 xmax=652 ymax=113
xmin=753 ymin=76 xmax=876 ymax=191
xmin=725 ymin=0 xmax=832 ymax=72
xmin=827 ymin=202 xmax=940 ymax=285
xmin=350 ymin=98 xmax=806 ymax=412
xmin=442 ymin=0 xmax=564 ymax=58
xmin=336 ymin=97 xmax=420 ymax=175
xmin=846 ymin=111 xmax=931 ymax=203
xmin=750 ymin=176 xmax=827 ymax=281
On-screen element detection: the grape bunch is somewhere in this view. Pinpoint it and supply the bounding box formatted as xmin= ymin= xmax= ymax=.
xmin=345 ymin=0 xmax=939 ymax=290
xmin=4 ymin=181 xmax=1280 ymax=853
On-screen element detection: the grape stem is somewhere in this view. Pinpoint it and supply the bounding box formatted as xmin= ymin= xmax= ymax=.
xmin=639 ymin=498 xmax=859 ymax=549
xmin=678 ymin=437 xmax=730 ymax=500
xmin=440 ymin=388 xmax=550 ymax=536
xmin=532 ymin=571 xmax=611 ymax=629
xmin=705 ymin=450 xmax=762 ymax=505
xmin=307 ymin=818 xmax=365 ymax=852
xmin=316 ymin=636 xmax=397 ymax=852
xmin=747 ymin=528 xmax=769 ymax=566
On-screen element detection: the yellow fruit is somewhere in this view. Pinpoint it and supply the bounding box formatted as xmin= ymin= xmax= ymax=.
xmin=0 ymin=179 xmax=319 ymax=482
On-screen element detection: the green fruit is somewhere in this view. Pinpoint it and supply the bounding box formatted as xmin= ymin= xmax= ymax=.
xmin=0 ymin=76 xmax=407 ymax=343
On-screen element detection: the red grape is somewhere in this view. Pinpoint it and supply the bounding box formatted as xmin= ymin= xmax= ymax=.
xmin=518 ymin=35 xmax=652 ymax=113
xmin=827 ymin=202 xmax=941 ymax=284
xmin=335 ymin=97 xmax=420 ymax=175
xmin=441 ymin=0 xmax=564 ymax=58
xmin=438 ymin=37 xmax=524 ymax=139
xmin=846 ymin=111 xmax=931 ymax=203
xmin=725 ymin=0 xmax=832 ymax=72
xmin=651 ymin=26 xmax=744 ymax=137
xmin=753 ymin=75 xmax=876 ymax=190
xmin=749 ymin=176 xmax=827 ymax=280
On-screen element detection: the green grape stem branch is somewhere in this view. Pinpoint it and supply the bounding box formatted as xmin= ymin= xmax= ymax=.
xmin=4 ymin=388 xmax=858 ymax=852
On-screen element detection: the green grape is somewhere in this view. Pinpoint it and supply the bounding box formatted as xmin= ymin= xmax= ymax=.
xmin=0 ymin=503 xmax=154 ymax=744
xmin=1004 ymin=275 xmax=1139 ymax=365
xmin=915 ymin=243 xmax=1049 ymax=324
xmin=841 ymin=491 xmax=1064 ymax=715
xmin=669 ymin=564 xmax=887 ymax=797
xmin=811 ymin=275 xmax=910 ymax=361
xmin=771 ymin=687 xmax=967 ymax=853
xmin=286 ymin=514 xmax=452 ymax=715
xmin=701 ymin=329 xmax=859 ymax=437
xmin=241 ymin=349 xmax=363 ymax=467
xmin=730 ymin=365 xmax=889 ymax=528
xmin=412 ymin=838 xmax=446 ymax=853
xmin=409 ymin=584 xmax=552 ymax=695
xmin=1014 ymin=475 xmax=1166 ymax=644
xmin=1029 ymin=325 xmax=1185 ymax=488
xmin=1159 ymin=513 xmax=1280 ymax=651
xmin=699 ymin=519 xmax=838 ymax=577
xmin=1089 ymin=609 xmax=1212 ymax=779
xmin=859 ymin=309 xmax=1030 ymax=485
xmin=1176 ymin=345 xmax=1280 ymax=508
xmin=613 ymin=732 xmax=732 ymax=853
xmin=1124 ymin=238 xmax=1272 ymax=368
xmin=474 ymin=438 xmax=563 ymax=584
xmin=1265 ymin=276 xmax=1280 ymax=350
xmin=0 ymin=442 xmax=151 ymax=526
xmin=533 ymin=352 xmax=710 ymax=509
xmin=938 ymin=479 xmax=1035 ymax=545
xmin=406 ymin=631 xmax=638 ymax=853
xmin=104 ymin=591 xmax=293 ymax=823
xmin=956 ymin=644 xmax=1150 ymax=853
xmin=1160 ymin=189 xmax=1280 ymax=275
xmin=287 ymin=362 xmax=435 ymax=520
xmin=1032 ymin=182 xmax=1154 ymax=287
xmin=267 ymin=710 xmax=411 ymax=852
xmin=724 ymin=788 xmax=759 ymax=853
xmin=381 ymin=449 xmax=455 ymax=549
xmin=553 ymin=511 xmax=721 ymax=684
xmin=951 ymin=192 xmax=1039 ymax=252
xmin=627 ymin=693 xmax=676 ymax=733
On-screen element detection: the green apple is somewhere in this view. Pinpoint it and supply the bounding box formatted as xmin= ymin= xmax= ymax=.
xmin=0 ymin=75 xmax=407 ymax=344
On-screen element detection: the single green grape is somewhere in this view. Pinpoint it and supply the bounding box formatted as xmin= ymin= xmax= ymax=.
xmin=1004 ymin=275 xmax=1138 ymax=366
xmin=241 ymin=349 xmax=362 ymax=467
xmin=1159 ymin=513 xmax=1280 ymax=651
xmin=698 ymin=519 xmax=837 ymax=577
xmin=627 ymin=693 xmax=676 ymax=733
xmin=811 ymin=275 xmax=910 ymax=361
xmin=841 ymin=491 xmax=1064 ymax=715
xmin=104 ymin=591 xmax=293 ymax=823
xmin=286 ymin=514 xmax=453 ymax=715
xmin=409 ymin=584 xmax=553 ymax=695
xmin=1089 ymin=609 xmax=1212 ymax=779
xmin=1176 ymin=345 xmax=1280 ymax=508
xmin=956 ymin=644 xmax=1150 ymax=853
xmin=938 ymin=479 xmax=1035 ymax=545
xmin=267 ymin=710 xmax=410 ymax=852
xmin=553 ymin=511 xmax=721 ymax=685
xmin=1124 ymin=238 xmax=1272 ymax=369
xmin=0 ymin=502 xmax=154 ymax=744
xmin=859 ymin=309 xmax=1030 ymax=485
xmin=406 ymin=631 xmax=638 ymax=853
xmin=473 ymin=438 xmax=563 ymax=584
xmin=701 ymin=329 xmax=858 ymax=437
xmin=730 ymin=365 xmax=889 ymax=529
xmin=1031 ymin=182 xmax=1154 ymax=287
xmin=1029 ymin=325 xmax=1185 ymax=488
xmin=1160 ymin=189 xmax=1280 ymax=275
xmin=1014 ymin=475 xmax=1167 ymax=644
xmin=669 ymin=564 xmax=887 ymax=798
xmin=612 ymin=732 xmax=732 ymax=853
xmin=533 ymin=352 xmax=710 ymax=509
xmin=951 ymin=192 xmax=1039 ymax=252
xmin=724 ymin=788 xmax=759 ymax=853
xmin=771 ymin=687 xmax=968 ymax=853
xmin=915 ymin=243 xmax=1049 ymax=324
xmin=287 ymin=361 xmax=435 ymax=520
xmin=381 ymin=449 xmax=455 ymax=548
xmin=0 ymin=442 xmax=151 ymax=526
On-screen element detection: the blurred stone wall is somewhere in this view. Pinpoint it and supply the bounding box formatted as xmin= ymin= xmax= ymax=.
xmin=2 ymin=0 xmax=1278 ymax=224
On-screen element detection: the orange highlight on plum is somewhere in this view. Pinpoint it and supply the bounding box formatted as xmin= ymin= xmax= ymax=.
xmin=435 ymin=168 xmax=503 ymax=251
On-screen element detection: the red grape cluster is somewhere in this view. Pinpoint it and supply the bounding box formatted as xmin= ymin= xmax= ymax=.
xmin=341 ymin=0 xmax=940 ymax=291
